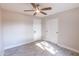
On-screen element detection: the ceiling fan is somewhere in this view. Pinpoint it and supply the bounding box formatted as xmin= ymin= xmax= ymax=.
xmin=24 ymin=3 xmax=52 ymax=16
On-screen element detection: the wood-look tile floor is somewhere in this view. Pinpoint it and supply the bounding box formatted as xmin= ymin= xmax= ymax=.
xmin=4 ymin=40 xmax=79 ymax=56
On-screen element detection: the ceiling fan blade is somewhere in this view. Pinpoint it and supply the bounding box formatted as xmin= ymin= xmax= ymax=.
xmin=41 ymin=7 xmax=52 ymax=10
xmin=33 ymin=12 xmax=37 ymax=15
xmin=24 ymin=10 xmax=34 ymax=11
xmin=31 ymin=3 xmax=36 ymax=9
xmin=40 ymin=11 xmax=47 ymax=15
xmin=36 ymin=3 xmax=40 ymax=7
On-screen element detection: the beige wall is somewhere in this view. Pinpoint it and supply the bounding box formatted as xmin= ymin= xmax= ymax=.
xmin=2 ymin=9 xmax=40 ymax=49
xmin=42 ymin=7 xmax=79 ymax=52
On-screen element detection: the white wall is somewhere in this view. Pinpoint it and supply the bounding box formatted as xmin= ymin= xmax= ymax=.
xmin=2 ymin=9 xmax=41 ymax=50
xmin=58 ymin=7 xmax=79 ymax=52
xmin=0 ymin=7 xmax=3 ymax=55
xmin=42 ymin=7 xmax=79 ymax=52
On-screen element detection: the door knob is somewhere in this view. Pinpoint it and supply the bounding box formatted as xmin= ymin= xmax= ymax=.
xmin=46 ymin=31 xmax=48 ymax=32
xmin=56 ymin=32 xmax=59 ymax=33
xmin=34 ymin=31 xmax=36 ymax=33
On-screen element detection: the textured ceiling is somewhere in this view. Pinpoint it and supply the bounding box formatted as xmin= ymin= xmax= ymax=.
xmin=0 ymin=3 xmax=79 ymax=17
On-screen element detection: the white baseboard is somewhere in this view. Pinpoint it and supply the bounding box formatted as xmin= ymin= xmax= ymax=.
xmin=43 ymin=39 xmax=79 ymax=53
xmin=4 ymin=40 xmax=35 ymax=50
xmin=58 ymin=43 xmax=79 ymax=53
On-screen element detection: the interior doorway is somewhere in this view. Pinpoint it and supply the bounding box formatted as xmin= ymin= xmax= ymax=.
xmin=33 ymin=19 xmax=42 ymax=41
xmin=45 ymin=18 xmax=58 ymax=44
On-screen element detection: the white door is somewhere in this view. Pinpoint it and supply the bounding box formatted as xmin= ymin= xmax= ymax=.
xmin=45 ymin=18 xmax=58 ymax=44
xmin=33 ymin=19 xmax=41 ymax=41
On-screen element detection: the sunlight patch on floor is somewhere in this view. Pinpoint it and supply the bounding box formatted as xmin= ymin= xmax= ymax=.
xmin=35 ymin=41 xmax=58 ymax=54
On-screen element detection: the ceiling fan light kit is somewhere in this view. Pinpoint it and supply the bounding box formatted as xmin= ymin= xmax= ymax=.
xmin=24 ymin=3 xmax=52 ymax=16
xmin=36 ymin=9 xmax=40 ymax=13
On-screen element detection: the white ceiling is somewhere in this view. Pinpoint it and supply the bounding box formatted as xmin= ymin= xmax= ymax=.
xmin=0 ymin=3 xmax=79 ymax=17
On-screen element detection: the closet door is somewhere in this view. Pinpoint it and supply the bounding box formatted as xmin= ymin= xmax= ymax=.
xmin=33 ymin=19 xmax=41 ymax=41
xmin=45 ymin=18 xmax=58 ymax=44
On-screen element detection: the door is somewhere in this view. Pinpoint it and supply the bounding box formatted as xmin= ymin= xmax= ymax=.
xmin=33 ymin=19 xmax=41 ymax=41
xmin=45 ymin=18 xmax=58 ymax=44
